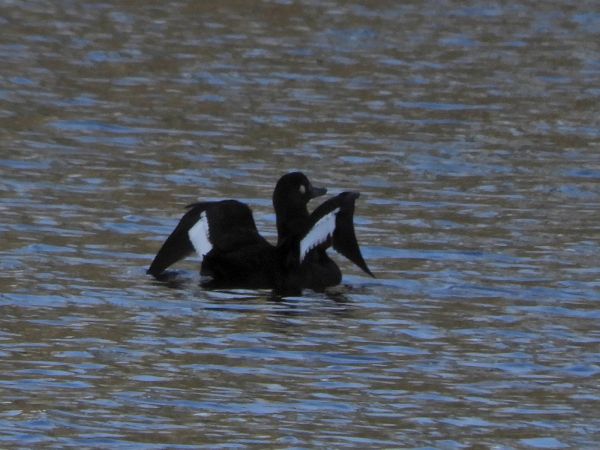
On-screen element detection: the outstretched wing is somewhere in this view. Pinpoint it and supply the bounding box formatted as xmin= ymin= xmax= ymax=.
xmin=300 ymin=191 xmax=374 ymax=277
xmin=147 ymin=199 xmax=265 ymax=277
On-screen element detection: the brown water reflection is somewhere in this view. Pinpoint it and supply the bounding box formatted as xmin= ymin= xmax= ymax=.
xmin=1 ymin=0 xmax=599 ymax=448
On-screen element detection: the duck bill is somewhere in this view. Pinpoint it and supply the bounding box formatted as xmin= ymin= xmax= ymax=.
xmin=309 ymin=185 xmax=327 ymax=199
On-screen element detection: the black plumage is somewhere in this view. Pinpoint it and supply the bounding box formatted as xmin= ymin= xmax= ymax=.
xmin=147 ymin=172 xmax=373 ymax=294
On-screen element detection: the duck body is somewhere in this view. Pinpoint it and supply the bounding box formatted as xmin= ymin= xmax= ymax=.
xmin=147 ymin=172 xmax=373 ymax=294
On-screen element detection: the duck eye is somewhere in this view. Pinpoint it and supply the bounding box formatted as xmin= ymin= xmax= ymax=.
xmin=299 ymin=185 xmax=306 ymax=195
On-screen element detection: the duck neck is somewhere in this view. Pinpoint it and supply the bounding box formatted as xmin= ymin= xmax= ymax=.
xmin=275 ymin=202 xmax=309 ymax=245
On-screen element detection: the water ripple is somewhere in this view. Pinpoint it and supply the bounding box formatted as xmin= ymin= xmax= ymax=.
xmin=1 ymin=0 xmax=599 ymax=447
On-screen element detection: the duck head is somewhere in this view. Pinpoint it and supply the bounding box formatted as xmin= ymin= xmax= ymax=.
xmin=273 ymin=172 xmax=326 ymax=242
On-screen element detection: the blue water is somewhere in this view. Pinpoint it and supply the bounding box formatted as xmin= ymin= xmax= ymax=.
xmin=1 ymin=0 xmax=600 ymax=448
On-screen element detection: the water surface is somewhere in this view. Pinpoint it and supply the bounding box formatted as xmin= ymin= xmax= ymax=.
xmin=1 ymin=0 xmax=599 ymax=448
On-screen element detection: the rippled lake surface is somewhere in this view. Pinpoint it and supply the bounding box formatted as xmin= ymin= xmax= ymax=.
xmin=2 ymin=1 xmax=600 ymax=448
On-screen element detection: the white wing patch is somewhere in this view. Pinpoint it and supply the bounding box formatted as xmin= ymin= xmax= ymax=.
xmin=188 ymin=212 xmax=212 ymax=261
xmin=300 ymin=208 xmax=340 ymax=262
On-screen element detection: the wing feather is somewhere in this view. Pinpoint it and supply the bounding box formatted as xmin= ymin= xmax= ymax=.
xmin=188 ymin=211 xmax=212 ymax=258
xmin=147 ymin=200 xmax=264 ymax=278
xmin=147 ymin=202 xmax=212 ymax=277
xmin=300 ymin=208 xmax=339 ymax=262
xmin=301 ymin=192 xmax=374 ymax=277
